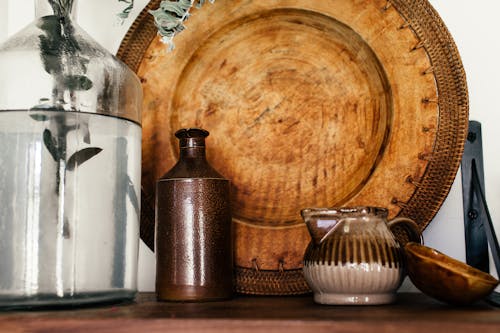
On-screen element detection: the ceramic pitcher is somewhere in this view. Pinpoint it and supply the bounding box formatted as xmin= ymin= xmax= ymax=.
xmin=302 ymin=206 xmax=422 ymax=305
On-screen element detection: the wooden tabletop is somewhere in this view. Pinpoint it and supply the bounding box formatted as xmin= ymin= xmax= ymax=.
xmin=0 ymin=293 xmax=498 ymax=333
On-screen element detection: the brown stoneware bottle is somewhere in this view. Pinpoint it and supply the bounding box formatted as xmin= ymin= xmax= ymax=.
xmin=155 ymin=128 xmax=233 ymax=301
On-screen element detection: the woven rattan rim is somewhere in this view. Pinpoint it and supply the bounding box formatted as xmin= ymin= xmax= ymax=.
xmin=117 ymin=0 xmax=468 ymax=295
xmin=235 ymin=267 xmax=310 ymax=295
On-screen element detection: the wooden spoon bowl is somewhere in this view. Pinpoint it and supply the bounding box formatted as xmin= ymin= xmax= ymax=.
xmin=405 ymin=242 xmax=499 ymax=305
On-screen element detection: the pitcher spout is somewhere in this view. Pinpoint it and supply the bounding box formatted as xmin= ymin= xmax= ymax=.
xmin=301 ymin=208 xmax=342 ymax=245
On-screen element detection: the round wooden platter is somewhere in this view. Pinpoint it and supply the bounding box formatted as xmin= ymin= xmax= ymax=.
xmin=118 ymin=0 xmax=468 ymax=294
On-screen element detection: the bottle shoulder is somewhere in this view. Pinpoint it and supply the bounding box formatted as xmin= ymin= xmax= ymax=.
xmin=160 ymin=158 xmax=226 ymax=180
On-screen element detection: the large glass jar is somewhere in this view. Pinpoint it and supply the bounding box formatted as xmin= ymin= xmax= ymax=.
xmin=0 ymin=0 xmax=142 ymax=308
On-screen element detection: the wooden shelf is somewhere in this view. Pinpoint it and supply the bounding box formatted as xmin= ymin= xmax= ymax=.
xmin=0 ymin=293 xmax=499 ymax=332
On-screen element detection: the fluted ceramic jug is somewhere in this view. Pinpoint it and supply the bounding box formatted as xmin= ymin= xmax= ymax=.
xmin=302 ymin=206 xmax=422 ymax=305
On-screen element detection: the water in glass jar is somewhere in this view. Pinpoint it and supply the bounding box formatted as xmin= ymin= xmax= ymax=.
xmin=0 ymin=110 xmax=141 ymax=308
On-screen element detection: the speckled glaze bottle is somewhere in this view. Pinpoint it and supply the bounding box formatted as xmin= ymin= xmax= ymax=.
xmin=155 ymin=128 xmax=233 ymax=301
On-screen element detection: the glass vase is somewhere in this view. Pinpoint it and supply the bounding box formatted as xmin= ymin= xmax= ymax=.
xmin=0 ymin=0 xmax=142 ymax=308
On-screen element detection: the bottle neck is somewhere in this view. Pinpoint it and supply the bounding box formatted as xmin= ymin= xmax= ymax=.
xmin=179 ymin=137 xmax=207 ymax=159
xmin=35 ymin=0 xmax=78 ymax=20
xmin=179 ymin=147 xmax=207 ymax=160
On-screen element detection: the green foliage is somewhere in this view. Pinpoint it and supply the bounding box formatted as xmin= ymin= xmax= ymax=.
xmin=149 ymin=0 xmax=215 ymax=50
xmin=34 ymin=1 xmax=100 ymax=193
xmin=37 ymin=16 xmax=92 ymax=98
xmin=117 ymin=0 xmax=135 ymax=20
xmin=48 ymin=0 xmax=74 ymax=17
xmin=38 ymin=118 xmax=102 ymax=169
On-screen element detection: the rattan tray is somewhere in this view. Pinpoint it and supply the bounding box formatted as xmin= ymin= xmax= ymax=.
xmin=117 ymin=0 xmax=468 ymax=295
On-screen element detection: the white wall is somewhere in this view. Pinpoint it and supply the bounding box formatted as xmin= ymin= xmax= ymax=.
xmin=1 ymin=0 xmax=499 ymax=292
xmin=427 ymin=0 xmax=500 ymax=279
xmin=0 ymin=1 xmax=7 ymax=41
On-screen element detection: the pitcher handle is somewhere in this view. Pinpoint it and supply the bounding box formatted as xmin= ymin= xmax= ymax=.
xmin=388 ymin=217 xmax=423 ymax=245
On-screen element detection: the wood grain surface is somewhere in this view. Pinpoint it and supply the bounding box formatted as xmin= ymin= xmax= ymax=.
xmin=0 ymin=293 xmax=499 ymax=333
xmin=137 ymin=0 xmax=437 ymax=272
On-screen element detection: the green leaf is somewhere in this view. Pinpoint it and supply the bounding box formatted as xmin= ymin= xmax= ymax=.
xmin=36 ymin=16 xmax=62 ymax=37
xmin=63 ymin=75 xmax=93 ymax=91
xmin=39 ymin=34 xmax=64 ymax=74
xmin=66 ymin=147 xmax=102 ymax=171
xmin=127 ymin=175 xmax=140 ymax=218
xmin=29 ymin=113 xmax=49 ymax=121
xmin=149 ymin=0 xmax=195 ymax=50
xmin=117 ymin=0 xmax=135 ymax=20
xmin=43 ymin=129 xmax=60 ymax=161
